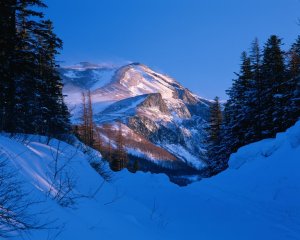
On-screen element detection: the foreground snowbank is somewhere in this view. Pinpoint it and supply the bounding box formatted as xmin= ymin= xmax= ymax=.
xmin=0 ymin=121 xmax=299 ymax=239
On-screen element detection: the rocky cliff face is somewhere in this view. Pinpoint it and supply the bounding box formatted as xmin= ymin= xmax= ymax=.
xmin=61 ymin=62 xmax=211 ymax=184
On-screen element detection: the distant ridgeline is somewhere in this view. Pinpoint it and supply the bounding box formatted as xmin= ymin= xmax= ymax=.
xmin=206 ymin=36 xmax=300 ymax=174
xmin=0 ymin=0 xmax=70 ymax=136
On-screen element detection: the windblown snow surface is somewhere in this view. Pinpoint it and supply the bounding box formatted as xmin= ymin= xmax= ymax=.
xmin=1 ymin=121 xmax=300 ymax=239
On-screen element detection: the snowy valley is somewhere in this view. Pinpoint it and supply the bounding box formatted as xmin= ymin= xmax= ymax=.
xmin=1 ymin=118 xmax=299 ymax=240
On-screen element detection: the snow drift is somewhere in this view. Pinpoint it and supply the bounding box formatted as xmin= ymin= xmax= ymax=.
xmin=0 ymin=120 xmax=299 ymax=239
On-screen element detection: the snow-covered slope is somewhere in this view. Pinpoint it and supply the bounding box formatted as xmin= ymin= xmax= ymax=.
xmin=61 ymin=62 xmax=211 ymax=180
xmin=2 ymin=121 xmax=300 ymax=240
xmin=61 ymin=62 xmax=211 ymax=116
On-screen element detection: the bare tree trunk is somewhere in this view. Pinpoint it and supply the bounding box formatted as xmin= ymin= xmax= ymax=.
xmin=87 ymin=90 xmax=94 ymax=147
xmin=111 ymin=121 xmax=128 ymax=171
xmin=81 ymin=92 xmax=88 ymax=144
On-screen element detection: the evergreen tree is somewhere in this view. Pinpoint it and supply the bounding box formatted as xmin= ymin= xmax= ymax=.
xmin=216 ymin=101 xmax=232 ymax=166
xmin=128 ymin=159 xmax=139 ymax=173
xmin=287 ymin=36 xmax=300 ymax=125
xmin=223 ymin=52 xmax=253 ymax=154
xmin=208 ymin=97 xmax=222 ymax=145
xmin=0 ymin=0 xmax=19 ymax=132
xmin=206 ymin=96 xmax=226 ymax=172
xmin=0 ymin=0 xmax=70 ymax=136
xmin=35 ymin=20 xmax=70 ymax=136
xmin=132 ymin=159 xmax=139 ymax=173
xmin=261 ymin=35 xmax=287 ymax=136
xmin=209 ymin=36 xmax=298 ymax=173
xmin=237 ymin=52 xmax=254 ymax=142
xmin=249 ymin=38 xmax=263 ymax=140
xmin=14 ymin=0 xmax=46 ymax=133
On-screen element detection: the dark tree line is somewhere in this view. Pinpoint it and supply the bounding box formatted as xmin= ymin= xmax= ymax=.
xmin=206 ymin=35 xmax=300 ymax=172
xmin=0 ymin=0 xmax=70 ymax=136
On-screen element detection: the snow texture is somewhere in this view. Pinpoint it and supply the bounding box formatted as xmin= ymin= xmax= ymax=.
xmin=2 ymin=115 xmax=299 ymax=240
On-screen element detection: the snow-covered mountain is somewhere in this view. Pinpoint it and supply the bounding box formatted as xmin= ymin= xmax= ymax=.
xmin=61 ymin=62 xmax=211 ymax=183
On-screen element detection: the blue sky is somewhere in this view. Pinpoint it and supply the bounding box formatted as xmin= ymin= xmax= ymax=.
xmin=45 ymin=0 xmax=300 ymax=99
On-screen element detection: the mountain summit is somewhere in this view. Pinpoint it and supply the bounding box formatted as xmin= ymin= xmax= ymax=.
xmin=61 ymin=62 xmax=211 ymax=185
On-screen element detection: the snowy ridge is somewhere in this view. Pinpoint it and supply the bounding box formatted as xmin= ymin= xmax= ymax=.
xmin=97 ymin=94 xmax=149 ymax=123
xmin=115 ymin=63 xmax=178 ymax=99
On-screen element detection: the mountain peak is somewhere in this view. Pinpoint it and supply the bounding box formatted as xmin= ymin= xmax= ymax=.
xmin=62 ymin=61 xmax=211 ymax=180
xmin=62 ymin=61 xmax=208 ymax=107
